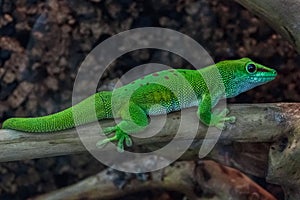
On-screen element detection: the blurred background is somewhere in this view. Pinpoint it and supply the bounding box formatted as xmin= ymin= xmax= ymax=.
xmin=0 ymin=0 xmax=299 ymax=199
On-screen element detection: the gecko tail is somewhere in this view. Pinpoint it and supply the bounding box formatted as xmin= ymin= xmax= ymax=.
xmin=2 ymin=92 xmax=113 ymax=133
xmin=2 ymin=108 xmax=76 ymax=132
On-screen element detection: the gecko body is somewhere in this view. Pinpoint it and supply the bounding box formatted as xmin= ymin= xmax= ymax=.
xmin=2 ymin=58 xmax=277 ymax=152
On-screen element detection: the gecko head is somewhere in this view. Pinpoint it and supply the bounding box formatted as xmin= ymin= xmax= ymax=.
xmin=216 ymin=58 xmax=277 ymax=97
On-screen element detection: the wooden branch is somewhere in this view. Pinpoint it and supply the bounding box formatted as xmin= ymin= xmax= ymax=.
xmin=234 ymin=0 xmax=300 ymax=53
xmin=1 ymin=103 xmax=299 ymax=198
xmin=0 ymin=103 xmax=290 ymax=162
xmin=267 ymin=104 xmax=300 ymax=199
xmin=31 ymin=159 xmax=276 ymax=200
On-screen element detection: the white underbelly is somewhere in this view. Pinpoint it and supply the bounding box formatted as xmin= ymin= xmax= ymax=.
xmin=147 ymin=99 xmax=199 ymax=116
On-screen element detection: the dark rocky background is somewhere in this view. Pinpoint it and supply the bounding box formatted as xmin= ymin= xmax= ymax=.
xmin=0 ymin=0 xmax=299 ymax=199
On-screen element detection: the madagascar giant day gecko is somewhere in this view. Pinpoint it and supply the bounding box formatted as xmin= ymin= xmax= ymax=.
xmin=2 ymin=58 xmax=277 ymax=152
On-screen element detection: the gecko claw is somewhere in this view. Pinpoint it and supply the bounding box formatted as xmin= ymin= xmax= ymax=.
xmin=103 ymin=127 xmax=117 ymax=135
xmin=96 ymin=135 xmax=118 ymax=148
xmin=125 ymin=136 xmax=133 ymax=147
xmin=225 ymin=116 xmax=236 ymax=123
xmin=116 ymin=134 xmax=132 ymax=152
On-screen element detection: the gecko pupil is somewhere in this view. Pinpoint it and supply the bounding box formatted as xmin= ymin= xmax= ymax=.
xmin=246 ymin=63 xmax=256 ymax=73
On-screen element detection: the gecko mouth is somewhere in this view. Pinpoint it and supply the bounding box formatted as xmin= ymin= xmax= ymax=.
xmin=249 ymin=76 xmax=276 ymax=82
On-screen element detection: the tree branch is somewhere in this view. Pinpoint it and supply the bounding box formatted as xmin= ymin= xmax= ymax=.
xmin=0 ymin=103 xmax=289 ymax=162
xmin=31 ymin=159 xmax=276 ymax=200
xmin=234 ymin=0 xmax=300 ymax=53
xmin=1 ymin=103 xmax=299 ymax=198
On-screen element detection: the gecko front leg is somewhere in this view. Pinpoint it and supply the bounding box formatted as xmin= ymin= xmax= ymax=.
xmin=197 ymin=94 xmax=236 ymax=130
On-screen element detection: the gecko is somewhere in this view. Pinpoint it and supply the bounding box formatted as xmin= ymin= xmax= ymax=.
xmin=2 ymin=58 xmax=277 ymax=152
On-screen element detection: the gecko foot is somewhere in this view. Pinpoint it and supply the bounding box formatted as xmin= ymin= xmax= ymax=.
xmin=97 ymin=126 xmax=132 ymax=152
xmin=211 ymin=108 xmax=236 ymax=130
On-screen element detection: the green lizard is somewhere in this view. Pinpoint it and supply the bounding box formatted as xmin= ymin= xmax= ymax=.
xmin=2 ymin=58 xmax=277 ymax=152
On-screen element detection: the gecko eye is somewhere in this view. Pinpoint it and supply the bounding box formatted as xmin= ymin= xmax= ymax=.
xmin=246 ymin=63 xmax=257 ymax=74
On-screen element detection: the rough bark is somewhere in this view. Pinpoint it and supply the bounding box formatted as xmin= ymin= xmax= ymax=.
xmin=31 ymin=159 xmax=277 ymax=200
xmin=1 ymin=103 xmax=299 ymax=199
xmin=234 ymin=0 xmax=300 ymax=53
xmin=0 ymin=103 xmax=289 ymax=162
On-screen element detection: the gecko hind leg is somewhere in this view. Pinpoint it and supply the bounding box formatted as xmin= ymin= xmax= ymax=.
xmin=96 ymin=126 xmax=132 ymax=152
xmin=97 ymin=102 xmax=148 ymax=152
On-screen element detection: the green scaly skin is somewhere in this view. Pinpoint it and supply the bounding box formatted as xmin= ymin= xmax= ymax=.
xmin=2 ymin=58 xmax=277 ymax=152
